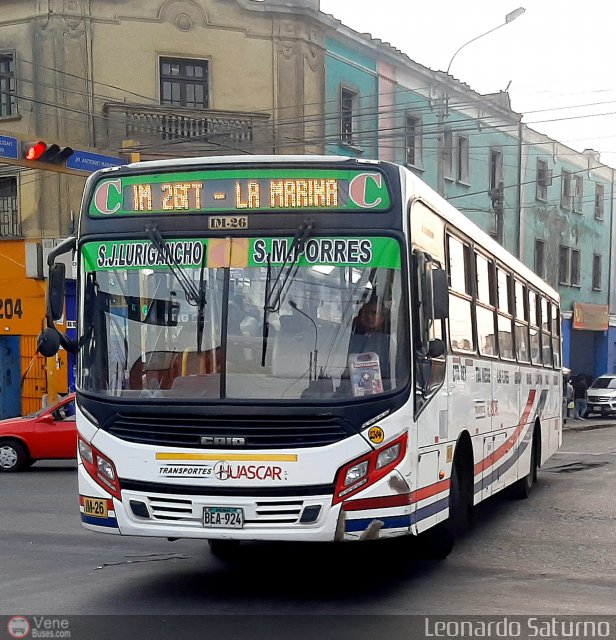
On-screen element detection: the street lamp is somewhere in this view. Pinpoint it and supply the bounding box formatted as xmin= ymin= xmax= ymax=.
xmin=446 ymin=7 xmax=526 ymax=75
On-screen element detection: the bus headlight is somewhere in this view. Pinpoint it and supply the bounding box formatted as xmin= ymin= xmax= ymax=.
xmin=333 ymin=433 xmax=407 ymax=505
xmin=78 ymin=437 xmax=121 ymax=499
xmin=343 ymin=461 xmax=369 ymax=486
xmin=78 ymin=439 xmax=93 ymax=464
xmin=376 ymin=443 xmax=401 ymax=469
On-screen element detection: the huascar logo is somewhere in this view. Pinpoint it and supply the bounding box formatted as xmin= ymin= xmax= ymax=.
xmin=213 ymin=461 xmax=286 ymax=481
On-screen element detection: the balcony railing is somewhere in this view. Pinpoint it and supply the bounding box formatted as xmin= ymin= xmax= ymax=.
xmin=103 ymin=102 xmax=273 ymax=157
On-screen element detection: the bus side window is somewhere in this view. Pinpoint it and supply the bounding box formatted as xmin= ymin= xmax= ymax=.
xmin=447 ymin=235 xmax=474 ymax=353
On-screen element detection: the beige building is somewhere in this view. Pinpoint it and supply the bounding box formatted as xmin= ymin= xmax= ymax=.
xmin=0 ymin=0 xmax=325 ymax=411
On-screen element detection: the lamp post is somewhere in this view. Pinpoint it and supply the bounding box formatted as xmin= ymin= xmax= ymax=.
xmin=446 ymin=7 xmax=526 ymax=76
xmin=437 ymin=7 xmax=526 ymax=202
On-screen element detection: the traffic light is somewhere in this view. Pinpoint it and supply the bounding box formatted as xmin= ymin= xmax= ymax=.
xmin=22 ymin=141 xmax=74 ymax=165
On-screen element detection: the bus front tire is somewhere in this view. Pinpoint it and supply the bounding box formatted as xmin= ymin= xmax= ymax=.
xmin=418 ymin=455 xmax=472 ymax=560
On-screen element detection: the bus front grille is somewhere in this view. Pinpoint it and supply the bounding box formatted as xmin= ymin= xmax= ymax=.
xmin=105 ymin=413 xmax=353 ymax=449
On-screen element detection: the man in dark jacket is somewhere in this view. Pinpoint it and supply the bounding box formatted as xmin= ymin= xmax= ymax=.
xmin=573 ymin=375 xmax=588 ymax=420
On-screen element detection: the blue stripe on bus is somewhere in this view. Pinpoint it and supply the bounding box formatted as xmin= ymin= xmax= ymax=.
xmin=344 ymin=514 xmax=412 ymax=532
xmin=81 ymin=514 xmax=118 ymax=528
xmin=344 ymin=497 xmax=451 ymax=533
xmin=410 ymin=496 xmax=449 ymax=525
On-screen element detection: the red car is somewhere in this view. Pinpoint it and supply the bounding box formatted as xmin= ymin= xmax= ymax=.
xmin=0 ymin=393 xmax=76 ymax=472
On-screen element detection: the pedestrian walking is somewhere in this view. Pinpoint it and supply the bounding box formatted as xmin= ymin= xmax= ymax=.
xmin=573 ymin=375 xmax=588 ymax=420
xmin=566 ymin=379 xmax=574 ymax=419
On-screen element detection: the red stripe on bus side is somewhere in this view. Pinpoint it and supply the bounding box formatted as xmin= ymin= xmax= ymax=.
xmin=342 ymin=493 xmax=412 ymax=511
xmin=473 ymin=389 xmax=537 ymax=476
xmin=411 ymin=479 xmax=451 ymax=503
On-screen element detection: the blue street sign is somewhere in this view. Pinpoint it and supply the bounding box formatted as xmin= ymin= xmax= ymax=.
xmin=66 ymin=150 xmax=127 ymax=173
xmin=0 ymin=135 xmax=18 ymax=159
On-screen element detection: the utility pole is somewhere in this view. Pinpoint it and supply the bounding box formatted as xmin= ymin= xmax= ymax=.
xmin=491 ymin=180 xmax=505 ymax=246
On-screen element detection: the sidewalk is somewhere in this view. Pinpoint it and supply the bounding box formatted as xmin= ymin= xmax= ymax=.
xmin=563 ymin=415 xmax=616 ymax=432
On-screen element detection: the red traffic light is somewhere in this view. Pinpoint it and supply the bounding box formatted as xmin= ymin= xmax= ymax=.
xmin=24 ymin=141 xmax=48 ymax=161
xmin=22 ymin=141 xmax=74 ymax=164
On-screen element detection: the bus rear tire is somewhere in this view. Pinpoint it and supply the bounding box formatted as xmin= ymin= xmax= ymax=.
xmin=208 ymin=539 xmax=241 ymax=560
xmin=512 ymin=430 xmax=538 ymax=500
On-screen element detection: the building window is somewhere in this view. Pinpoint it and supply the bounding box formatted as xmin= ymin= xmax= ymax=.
xmin=571 ymin=249 xmax=580 ymax=286
xmin=160 ymin=57 xmax=209 ymax=109
xmin=592 ymin=254 xmax=602 ymax=291
xmin=405 ymin=114 xmax=423 ymax=167
xmin=561 ymin=169 xmax=573 ymax=209
xmin=559 ymin=245 xmax=570 ymax=285
xmin=340 ymin=87 xmax=357 ymax=145
xmin=595 ymin=183 xmax=605 ymax=220
xmin=489 ymin=149 xmax=503 ymax=192
xmin=0 ymin=177 xmax=20 ymax=237
xmin=0 ymin=52 xmax=16 ymax=118
xmin=457 ymin=135 xmax=469 ymax=183
xmin=573 ymin=175 xmax=583 ymax=213
xmin=536 ymin=158 xmax=551 ymax=201
xmin=534 ymin=239 xmax=545 ymax=278
xmin=443 ymin=127 xmax=453 ymax=178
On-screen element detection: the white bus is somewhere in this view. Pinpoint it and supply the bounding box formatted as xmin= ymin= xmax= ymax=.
xmin=40 ymin=156 xmax=562 ymax=558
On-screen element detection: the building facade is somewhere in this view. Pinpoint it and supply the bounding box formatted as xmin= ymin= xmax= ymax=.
xmin=0 ymin=0 xmax=325 ymax=414
xmin=1 ymin=0 xmax=615 ymax=415
xmin=320 ymin=10 xmax=616 ymax=379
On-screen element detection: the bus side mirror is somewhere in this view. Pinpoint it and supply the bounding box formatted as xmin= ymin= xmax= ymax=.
xmin=37 ymin=327 xmax=61 ymax=357
xmin=48 ymin=263 xmax=66 ymax=321
xmin=432 ymin=268 xmax=449 ymax=319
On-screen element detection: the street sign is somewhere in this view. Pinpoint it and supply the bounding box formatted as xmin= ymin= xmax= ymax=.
xmin=0 ymin=135 xmax=19 ymax=160
xmin=66 ymin=150 xmax=127 ymax=172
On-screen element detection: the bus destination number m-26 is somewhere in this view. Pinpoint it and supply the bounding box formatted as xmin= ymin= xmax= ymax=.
xmin=208 ymin=216 xmax=248 ymax=230
xmin=83 ymin=497 xmax=108 ymax=518
xmin=203 ymin=506 xmax=244 ymax=528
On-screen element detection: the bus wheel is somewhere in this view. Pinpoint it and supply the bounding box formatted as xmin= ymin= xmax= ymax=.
xmin=208 ymin=539 xmax=241 ymax=560
xmin=0 ymin=440 xmax=29 ymax=472
xmin=418 ymin=456 xmax=472 ymax=559
xmin=512 ymin=431 xmax=538 ymax=500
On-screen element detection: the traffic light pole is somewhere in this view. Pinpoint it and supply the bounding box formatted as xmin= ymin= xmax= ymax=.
xmin=0 ymin=155 xmax=86 ymax=176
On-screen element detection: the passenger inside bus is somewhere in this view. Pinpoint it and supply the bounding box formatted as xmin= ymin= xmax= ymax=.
xmin=344 ymin=295 xmax=392 ymax=394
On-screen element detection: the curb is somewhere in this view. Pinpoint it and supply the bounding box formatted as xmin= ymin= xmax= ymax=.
xmin=563 ymin=421 xmax=616 ymax=432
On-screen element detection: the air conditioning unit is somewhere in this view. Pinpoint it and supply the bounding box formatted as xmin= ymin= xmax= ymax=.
xmin=25 ymin=239 xmax=76 ymax=279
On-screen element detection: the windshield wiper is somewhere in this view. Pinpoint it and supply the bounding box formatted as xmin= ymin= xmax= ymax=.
xmin=145 ymin=224 xmax=208 ymax=353
xmin=260 ymin=219 xmax=314 ymax=367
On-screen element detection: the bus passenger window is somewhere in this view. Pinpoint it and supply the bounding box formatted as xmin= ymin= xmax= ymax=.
xmin=447 ymin=235 xmax=474 ymax=352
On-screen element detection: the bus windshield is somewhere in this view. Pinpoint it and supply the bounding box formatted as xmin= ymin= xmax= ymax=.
xmin=78 ymin=235 xmax=408 ymax=401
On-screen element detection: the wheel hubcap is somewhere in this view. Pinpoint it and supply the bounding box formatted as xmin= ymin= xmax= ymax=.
xmin=0 ymin=445 xmax=17 ymax=469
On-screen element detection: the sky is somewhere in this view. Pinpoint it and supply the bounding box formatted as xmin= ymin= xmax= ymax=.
xmin=319 ymin=0 xmax=616 ymax=167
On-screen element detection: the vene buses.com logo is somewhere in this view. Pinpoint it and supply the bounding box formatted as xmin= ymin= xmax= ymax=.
xmin=7 ymin=616 xmax=30 ymax=639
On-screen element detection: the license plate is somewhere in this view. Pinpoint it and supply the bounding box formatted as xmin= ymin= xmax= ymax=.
xmin=594 ymin=405 xmax=602 ymax=411
xmin=203 ymin=506 xmax=244 ymax=529
xmin=83 ymin=497 xmax=108 ymax=518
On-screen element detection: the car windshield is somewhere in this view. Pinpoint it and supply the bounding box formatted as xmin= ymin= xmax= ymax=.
xmin=78 ymin=236 xmax=408 ymax=402
xmin=590 ymin=377 xmax=616 ymax=389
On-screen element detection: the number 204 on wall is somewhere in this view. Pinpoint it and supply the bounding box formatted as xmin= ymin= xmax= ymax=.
xmin=0 ymin=298 xmax=23 ymax=319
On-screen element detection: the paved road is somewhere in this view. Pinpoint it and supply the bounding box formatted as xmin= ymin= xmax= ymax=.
xmin=1 ymin=426 xmax=615 ymax=624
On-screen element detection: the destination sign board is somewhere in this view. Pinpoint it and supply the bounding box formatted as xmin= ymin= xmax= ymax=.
xmin=88 ymin=169 xmax=391 ymax=217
